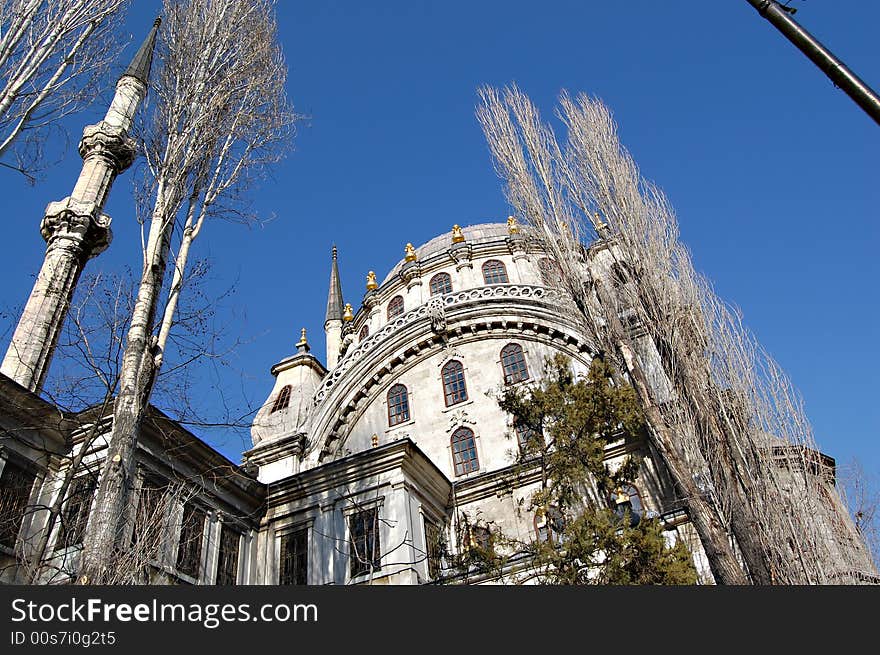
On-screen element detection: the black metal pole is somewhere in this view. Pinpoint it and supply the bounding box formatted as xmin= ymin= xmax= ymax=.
xmin=744 ymin=0 xmax=880 ymax=126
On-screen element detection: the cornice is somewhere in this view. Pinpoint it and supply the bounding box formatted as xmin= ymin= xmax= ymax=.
xmin=267 ymin=438 xmax=451 ymax=509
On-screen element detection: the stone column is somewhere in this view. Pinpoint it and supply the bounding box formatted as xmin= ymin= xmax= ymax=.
xmin=399 ymin=261 xmax=422 ymax=311
xmin=507 ymin=233 xmax=530 ymax=283
xmin=448 ymin=242 xmax=474 ymax=288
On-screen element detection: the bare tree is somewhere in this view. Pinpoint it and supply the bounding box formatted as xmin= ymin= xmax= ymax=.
xmin=0 ymin=265 xmax=260 ymax=584
xmin=477 ymin=85 xmax=877 ymax=584
xmin=839 ymin=459 xmax=880 ymax=567
xmin=79 ymin=0 xmax=295 ymax=584
xmin=0 ymin=0 xmax=129 ymax=178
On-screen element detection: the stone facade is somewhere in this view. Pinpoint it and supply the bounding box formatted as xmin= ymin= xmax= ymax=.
xmin=0 ymin=220 xmax=866 ymax=585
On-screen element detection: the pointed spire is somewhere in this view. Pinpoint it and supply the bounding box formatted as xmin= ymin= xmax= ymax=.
xmin=122 ymin=17 xmax=161 ymax=85
xmin=325 ymin=245 xmax=344 ymax=324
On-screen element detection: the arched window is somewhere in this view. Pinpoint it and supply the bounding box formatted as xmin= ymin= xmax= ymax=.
xmin=359 ymin=323 xmax=369 ymax=341
xmin=387 ymin=295 xmax=404 ymax=319
xmin=271 ymin=385 xmax=291 ymax=413
xmin=500 ymin=343 xmax=529 ymax=384
xmin=538 ymin=258 xmax=563 ymax=287
xmin=451 ymin=427 xmax=479 ymax=476
xmin=611 ymin=262 xmax=632 ymax=288
xmin=387 ymin=384 xmax=410 ymax=427
xmin=482 ymin=259 xmax=509 ymax=285
xmin=441 ymin=360 xmax=468 ymax=406
xmin=515 ymin=420 xmax=540 ymax=453
xmin=429 ymin=272 xmax=453 ymax=296
xmin=611 ymin=485 xmax=643 ymax=527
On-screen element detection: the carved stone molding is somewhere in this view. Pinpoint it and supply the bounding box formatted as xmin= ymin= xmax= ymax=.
xmin=427 ymin=297 xmax=446 ymax=336
xmin=41 ymin=197 xmax=112 ymax=258
xmin=446 ymin=408 xmax=476 ymax=433
xmin=313 ymin=284 xmax=563 ymax=403
xmin=399 ymin=260 xmax=421 ymax=286
xmin=362 ymin=289 xmax=379 ymax=310
xmin=79 ymin=121 xmax=137 ymax=171
xmin=448 ymin=242 xmax=473 ymax=270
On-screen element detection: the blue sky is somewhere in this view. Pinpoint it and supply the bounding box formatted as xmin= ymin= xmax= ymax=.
xmin=0 ymin=1 xmax=877 ymax=475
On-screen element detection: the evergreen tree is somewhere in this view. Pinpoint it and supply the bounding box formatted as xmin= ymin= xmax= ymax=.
xmin=495 ymin=354 xmax=697 ymax=585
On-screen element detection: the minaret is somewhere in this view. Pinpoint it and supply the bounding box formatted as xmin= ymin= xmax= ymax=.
xmin=1 ymin=19 xmax=161 ymax=392
xmin=324 ymin=246 xmax=344 ymax=370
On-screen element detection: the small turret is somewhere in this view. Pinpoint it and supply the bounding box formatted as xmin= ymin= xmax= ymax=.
xmin=251 ymin=327 xmax=327 ymax=449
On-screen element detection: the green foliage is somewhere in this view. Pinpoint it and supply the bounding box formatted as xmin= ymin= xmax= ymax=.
xmin=497 ymin=355 xmax=698 ymax=585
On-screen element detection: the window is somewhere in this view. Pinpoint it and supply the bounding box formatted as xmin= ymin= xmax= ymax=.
xmin=467 ymin=525 xmax=492 ymax=553
xmin=429 ymin=272 xmax=452 ymax=296
xmin=535 ymin=505 xmax=565 ymax=544
xmin=387 ymin=384 xmax=410 ymax=427
xmin=349 ymin=507 xmax=381 ymax=578
xmin=387 ymin=295 xmax=404 ymax=320
xmin=359 ymin=323 xmax=369 ymax=341
xmin=280 ymin=527 xmax=308 ymax=585
xmin=500 ymin=343 xmax=529 ymax=384
xmin=514 ymin=420 xmax=540 ymax=454
xmin=271 ymin=385 xmax=291 ymax=413
xmin=131 ymin=480 xmax=167 ymax=555
xmin=611 ymin=262 xmax=632 ymax=288
xmin=0 ymin=460 xmax=36 ymax=549
xmin=612 ymin=485 xmax=643 ymax=528
xmin=538 ymin=257 xmax=563 ymax=287
xmin=424 ymin=521 xmax=443 ymax=580
xmin=441 ymin=360 xmax=468 ymax=406
xmin=482 ymin=259 xmax=509 ymax=284
xmin=176 ymin=502 xmax=206 ymax=578
xmin=451 ymin=427 xmax=479 ymax=476
xmin=55 ymin=475 xmax=97 ymax=550
xmin=215 ymin=524 xmax=241 ymax=585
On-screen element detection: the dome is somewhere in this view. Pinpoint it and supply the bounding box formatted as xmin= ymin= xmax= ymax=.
xmin=381 ymin=222 xmax=510 ymax=285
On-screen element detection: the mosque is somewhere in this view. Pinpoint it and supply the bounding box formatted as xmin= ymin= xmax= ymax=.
xmin=0 ymin=22 xmax=868 ymax=586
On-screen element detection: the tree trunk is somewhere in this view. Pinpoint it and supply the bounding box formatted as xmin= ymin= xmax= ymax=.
xmin=595 ymin=281 xmax=748 ymax=584
xmin=78 ymin=203 xmax=173 ymax=583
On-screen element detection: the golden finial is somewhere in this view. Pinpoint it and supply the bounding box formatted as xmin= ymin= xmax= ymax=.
xmin=594 ymin=211 xmax=610 ymax=237
xmin=507 ymin=215 xmax=519 ymax=234
xmin=366 ymin=270 xmax=378 ymax=291
xmin=297 ymin=327 xmax=308 ymax=346
xmin=343 ymin=303 xmax=354 ymax=321
xmin=404 ymin=243 xmax=417 ymax=262
xmin=451 ymin=224 xmax=465 ymax=244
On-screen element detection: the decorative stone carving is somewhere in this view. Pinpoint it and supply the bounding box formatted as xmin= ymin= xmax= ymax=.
xmin=362 ymin=289 xmax=379 ymax=310
xmin=447 ymin=242 xmax=473 ymax=271
xmin=427 ymin=297 xmax=446 ymax=336
xmin=315 ymin=284 xmax=562 ymax=403
xmin=41 ymin=197 xmax=112 ymax=258
xmin=399 ymin=260 xmax=421 ymax=287
xmin=446 ymin=408 xmax=476 ymax=433
xmin=79 ymin=121 xmax=137 ymax=171
xmin=339 ymin=331 xmax=356 ymax=358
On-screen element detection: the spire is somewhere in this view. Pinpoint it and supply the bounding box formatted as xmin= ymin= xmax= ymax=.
xmin=325 ymin=245 xmax=344 ymax=324
xmin=122 ymin=17 xmax=161 ymax=85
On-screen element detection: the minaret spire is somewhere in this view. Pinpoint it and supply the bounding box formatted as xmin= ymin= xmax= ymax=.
xmin=325 ymin=245 xmax=344 ymax=324
xmin=1 ymin=19 xmax=161 ymax=392
xmin=324 ymin=245 xmax=345 ymax=369
xmin=123 ymin=17 xmax=161 ymax=85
